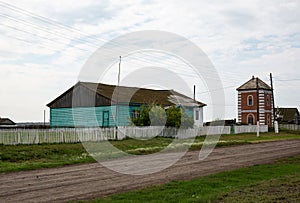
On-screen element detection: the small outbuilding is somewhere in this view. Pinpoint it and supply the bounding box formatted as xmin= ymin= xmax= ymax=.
xmin=276 ymin=107 xmax=299 ymax=124
xmin=0 ymin=117 xmax=15 ymax=126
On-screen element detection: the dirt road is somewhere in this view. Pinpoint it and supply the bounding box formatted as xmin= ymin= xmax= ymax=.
xmin=1 ymin=140 xmax=300 ymax=202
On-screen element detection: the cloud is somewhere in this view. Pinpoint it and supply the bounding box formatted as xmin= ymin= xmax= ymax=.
xmin=0 ymin=0 xmax=299 ymax=121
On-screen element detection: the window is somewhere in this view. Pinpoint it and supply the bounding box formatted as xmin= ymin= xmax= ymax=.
xmin=131 ymin=110 xmax=139 ymax=119
xmin=195 ymin=110 xmax=199 ymax=120
xmin=247 ymin=95 xmax=253 ymax=106
xmin=266 ymin=95 xmax=270 ymax=106
xmin=247 ymin=114 xmax=254 ymax=125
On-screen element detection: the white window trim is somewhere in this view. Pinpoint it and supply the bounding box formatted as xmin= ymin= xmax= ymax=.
xmin=247 ymin=95 xmax=254 ymax=106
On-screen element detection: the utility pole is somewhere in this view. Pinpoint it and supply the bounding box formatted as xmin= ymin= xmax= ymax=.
xmin=43 ymin=110 xmax=46 ymax=127
xmin=270 ymin=73 xmax=278 ymax=133
xmin=193 ymin=85 xmax=196 ymax=101
xmin=115 ymin=56 xmax=121 ymax=139
xmin=256 ymin=77 xmax=260 ymax=137
xmin=270 ymin=73 xmax=276 ymax=124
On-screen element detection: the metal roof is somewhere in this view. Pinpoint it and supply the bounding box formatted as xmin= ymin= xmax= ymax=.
xmin=0 ymin=118 xmax=15 ymax=125
xmin=47 ymin=82 xmax=206 ymax=108
xmin=276 ymin=107 xmax=299 ymax=123
xmin=237 ymin=76 xmax=272 ymax=91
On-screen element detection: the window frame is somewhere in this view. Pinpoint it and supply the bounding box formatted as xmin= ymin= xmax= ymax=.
xmin=131 ymin=110 xmax=140 ymax=119
xmin=266 ymin=95 xmax=270 ymax=106
xmin=195 ymin=110 xmax=199 ymax=120
xmin=247 ymin=95 xmax=254 ymax=106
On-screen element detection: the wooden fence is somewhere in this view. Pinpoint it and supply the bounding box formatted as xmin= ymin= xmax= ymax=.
xmin=0 ymin=125 xmax=268 ymax=145
xmin=234 ymin=125 xmax=268 ymax=134
xmin=279 ymin=124 xmax=300 ymax=131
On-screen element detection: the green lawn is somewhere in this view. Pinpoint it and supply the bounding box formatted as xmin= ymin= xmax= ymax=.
xmin=80 ymin=156 xmax=300 ymax=203
xmin=0 ymin=131 xmax=300 ymax=173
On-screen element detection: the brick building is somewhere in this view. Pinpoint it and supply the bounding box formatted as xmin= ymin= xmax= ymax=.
xmin=237 ymin=76 xmax=273 ymax=127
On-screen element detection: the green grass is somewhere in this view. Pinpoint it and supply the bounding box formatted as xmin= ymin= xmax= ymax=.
xmin=78 ymin=156 xmax=300 ymax=203
xmin=0 ymin=143 xmax=95 ymax=172
xmin=1 ymin=131 xmax=300 ymax=173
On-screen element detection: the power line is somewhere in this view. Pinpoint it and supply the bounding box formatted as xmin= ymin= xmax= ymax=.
xmin=0 ymin=23 xmax=91 ymax=60
xmin=274 ymin=79 xmax=300 ymax=81
xmin=0 ymin=1 xmax=251 ymax=81
xmin=0 ymin=0 xmax=274 ymax=92
xmin=197 ymin=85 xmax=236 ymax=95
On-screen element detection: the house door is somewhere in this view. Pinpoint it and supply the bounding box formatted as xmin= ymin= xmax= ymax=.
xmin=102 ymin=111 xmax=109 ymax=127
xmin=248 ymin=114 xmax=254 ymax=125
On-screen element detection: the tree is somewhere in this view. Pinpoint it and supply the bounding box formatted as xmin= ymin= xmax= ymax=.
xmin=131 ymin=104 xmax=194 ymax=128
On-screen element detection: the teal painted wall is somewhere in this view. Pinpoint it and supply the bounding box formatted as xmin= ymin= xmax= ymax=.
xmin=50 ymin=105 xmax=194 ymax=127
xmin=184 ymin=107 xmax=194 ymax=118
xmin=50 ymin=105 xmax=141 ymax=127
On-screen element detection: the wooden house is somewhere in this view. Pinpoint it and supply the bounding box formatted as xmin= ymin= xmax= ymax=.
xmin=0 ymin=117 xmax=15 ymax=126
xmin=47 ymin=82 xmax=206 ymax=128
xmin=276 ymin=107 xmax=299 ymax=124
xmin=237 ymin=76 xmax=273 ymax=127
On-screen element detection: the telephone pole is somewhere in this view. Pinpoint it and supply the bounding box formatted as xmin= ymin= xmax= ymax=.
xmin=270 ymin=73 xmax=278 ymax=133
xmin=256 ymin=77 xmax=260 ymax=137
xmin=115 ymin=56 xmax=121 ymax=139
xmin=43 ymin=110 xmax=46 ymax=127
xmin=193 ymin=85 xmax=196 ymax=101
xmin=270 ymin=73 xmax=276 ymax=125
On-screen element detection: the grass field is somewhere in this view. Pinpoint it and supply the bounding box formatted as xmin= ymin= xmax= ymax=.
xmin=79 ymin=156 xmax=300 ymax=203
xmin=0 ymin=131 xmax=300 ymax=173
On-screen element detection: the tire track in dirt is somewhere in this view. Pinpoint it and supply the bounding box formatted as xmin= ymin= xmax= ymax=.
xmin=0 ymin=139 xmax=300 ymax=202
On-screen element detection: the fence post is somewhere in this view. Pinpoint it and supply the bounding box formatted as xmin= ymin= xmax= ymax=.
xmin=17 ymin=131 xmax=21 ymax=144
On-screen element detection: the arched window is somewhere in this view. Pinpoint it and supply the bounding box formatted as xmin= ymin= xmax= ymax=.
xmin=266 ymin=95 xmax=270 ymax=106
xmin=247 ymin=95 xmax=254 ymax=106
xmin=247 ymin=113 xmax=255 ymax=125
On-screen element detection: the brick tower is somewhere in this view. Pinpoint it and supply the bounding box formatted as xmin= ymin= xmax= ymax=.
xmin=237 ymin=76 xmax=273 ymax=127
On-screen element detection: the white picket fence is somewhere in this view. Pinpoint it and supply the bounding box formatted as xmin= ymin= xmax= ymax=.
xmin=279 ymin=124 xmax=300 ymax=131
xmin=0 ymin=125 xmax=268 ymax=145
xmin=234 ymin=125 xmax=268 ymax=134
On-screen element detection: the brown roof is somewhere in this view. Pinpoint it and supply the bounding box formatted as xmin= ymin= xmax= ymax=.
xmin=0 ymin=118 xmax=15 ymax=125
xmin=48 ymin=82 xmax=206 ymax=108
xmin=237 ymin=76 xmax=272 ymax=91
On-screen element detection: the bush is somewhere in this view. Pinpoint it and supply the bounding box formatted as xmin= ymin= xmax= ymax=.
xmin=131 ymin=104 xmax=194 ymax=128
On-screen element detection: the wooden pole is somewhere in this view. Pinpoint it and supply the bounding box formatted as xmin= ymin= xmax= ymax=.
xmin=193 ymin=85 xmax=196 ymax=101
xmin=43 ymin=110 xmax=46 ymax=127
xmin=115 ymin=56 xmax=121 ymax=139
xmin=256 ymin=77 xmax=260 ymax=137
xmin=270 ymin=73 xmax=276 ymax=126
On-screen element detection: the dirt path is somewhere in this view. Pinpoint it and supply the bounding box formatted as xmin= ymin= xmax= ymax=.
xmin=1 ymin=140 xmax=300 ymax=203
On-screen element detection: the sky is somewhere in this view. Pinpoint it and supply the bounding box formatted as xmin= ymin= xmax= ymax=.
xmin=0 ymin=0 xmax=299 ymax=122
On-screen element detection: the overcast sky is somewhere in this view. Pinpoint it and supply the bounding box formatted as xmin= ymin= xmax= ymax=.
xmin=0 ymin=0 xmax=299 ymax=122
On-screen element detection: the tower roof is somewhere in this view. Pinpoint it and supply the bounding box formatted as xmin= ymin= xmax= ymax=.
xmin=237 ymin=76 xmax=272 ymax=91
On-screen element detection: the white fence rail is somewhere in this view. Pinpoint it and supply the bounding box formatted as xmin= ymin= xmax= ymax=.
xmin=279 ymin=124 xmax=300 ymax=131
xmin=234 ymin=125 xmax=268 ymax=134
xmin=0 ymin=125 xmax=268 ymax=145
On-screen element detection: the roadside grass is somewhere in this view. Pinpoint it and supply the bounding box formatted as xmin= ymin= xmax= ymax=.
xmin=0 ymin=143 xmax=95 ymax=173
xmin=79 ymin=156 xmax=300 ymax=203
xmin=1 ymin=131 xmax=300 ymax=173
